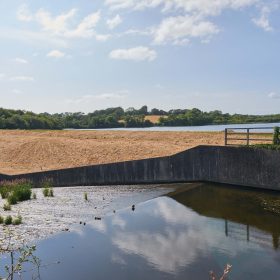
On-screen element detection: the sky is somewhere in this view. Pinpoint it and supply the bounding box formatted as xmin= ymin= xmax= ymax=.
xmin=0 ymin=0 xmax=280 ymax=115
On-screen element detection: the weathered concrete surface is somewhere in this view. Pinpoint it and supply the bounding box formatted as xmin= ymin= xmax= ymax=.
xmin=1 ymin=146 xmax=280 ymax=190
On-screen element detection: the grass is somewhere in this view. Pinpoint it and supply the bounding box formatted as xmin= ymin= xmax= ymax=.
xmin=84 ymin=192 xmax=88 ymax=201
xmin=0 ymin=179 xmax=32 ymax=205
xmin=43 ymin=187 xmax=54 ymax=197
xmin=251 ymin=144 xmax=280 ymax=151
xmin=3 ymin=203 xmax=11 ymax=211
xmin=12 ymin=215 xmax=22 ymax=225
xmin=32 ymin=192 xmax=37 ymax=199
xmin=0 ymin=216 xmax=3 ymax=224
xmin=4 ymin=215 xmax=12 ymax=225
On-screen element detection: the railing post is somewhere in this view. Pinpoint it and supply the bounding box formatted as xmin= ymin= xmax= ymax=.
xmin=246 ymin=128 xmax=250 ymax=146
xmin=225 ymin=129 xmax=228 ymax=146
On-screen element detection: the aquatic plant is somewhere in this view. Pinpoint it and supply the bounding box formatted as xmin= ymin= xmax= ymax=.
xmin=3 ymin=203 xmax=11 ymax=211
xmin=210 ymin=264 xmax=232 ymax=280
xmin=12 ymin=215 xmax=22 ymax=225
xmin=4 ymin=215 xmax=12 ymax=225
xmin=84 ymin=192 xmax=88 ymax=201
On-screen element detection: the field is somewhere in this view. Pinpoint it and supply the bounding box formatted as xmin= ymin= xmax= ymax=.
xmin=144 ymin=115 xmax=167 ymax=123
xmin=0 ymin=130 xmax=224 ymax=175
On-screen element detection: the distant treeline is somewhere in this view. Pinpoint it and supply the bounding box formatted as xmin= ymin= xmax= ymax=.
xmin=0 ymin=106 xmax=279 ymax=129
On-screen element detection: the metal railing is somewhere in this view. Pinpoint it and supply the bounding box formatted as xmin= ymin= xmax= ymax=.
xmin=225 ymin=127 xmax=274 ymax=146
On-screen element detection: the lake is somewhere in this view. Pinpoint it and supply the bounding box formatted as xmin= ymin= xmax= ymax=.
xmin=4 ymin=183 xmax=280 ymax=280
xmin=67 ymin=122 xmax=280 ymax=132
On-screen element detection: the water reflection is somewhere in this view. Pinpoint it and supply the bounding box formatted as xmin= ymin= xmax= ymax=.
xmin=170 ymin=184 xmax=280 ymax=249
xmin=5 ymin=183 xmax=280 ymax=280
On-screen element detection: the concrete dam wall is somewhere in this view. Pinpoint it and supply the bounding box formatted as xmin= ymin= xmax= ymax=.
xmin=1 ymin=146 xmax=279 ymax=190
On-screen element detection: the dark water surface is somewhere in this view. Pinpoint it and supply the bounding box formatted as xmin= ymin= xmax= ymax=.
xmin=5 ymin=183 xmax=280 ymax=279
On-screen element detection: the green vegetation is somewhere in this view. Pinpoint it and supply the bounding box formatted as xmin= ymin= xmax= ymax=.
xmin=252 ymin=126 xmax=280 ymax=150
xmin=0 ymin=179 xmax=32 ymax=205
xmin=32 ymin=192 xmax=37 ymax=199
xmin=273 ymin=126 xmax=280 ymax=145
xmin=43 ymin=187 xmax=54 ymax=197
xmin=0 ymin=106 xmax=280 ymax=129
xmin=3 ymin=203 xmax=11 ymax=211
xmin=0 ymin=216 xmax=3 ymax=224
xmin=12 ymin=215 xmax=22 ymax=225
xmin=4 ymin=215 xmax=12 ymax=225
xmin=84 ymin=192 xmax=88 ymax=201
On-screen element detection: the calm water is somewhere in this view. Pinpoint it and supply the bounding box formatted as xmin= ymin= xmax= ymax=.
xmin=68 ymin=122 xmax=280 ymax=132
xmin=4 ymin=183 xmax=280 ymax=279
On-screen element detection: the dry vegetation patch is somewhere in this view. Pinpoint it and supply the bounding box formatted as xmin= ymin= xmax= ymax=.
xmin=0 ymin=130 xmax=224 ymax=174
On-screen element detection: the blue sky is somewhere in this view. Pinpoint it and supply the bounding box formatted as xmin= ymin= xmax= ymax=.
xmin=0 ymin=0 xmax=280 ymax=114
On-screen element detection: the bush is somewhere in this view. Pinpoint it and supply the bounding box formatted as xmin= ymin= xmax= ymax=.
xmin=0 ymin=179 xmax=32 ymax=204
xmin=7 ymin=193 xmax=17 ymax=205
xmin=4 ymin=215 xmax=12 ymax=225
xmin=273 ymin=126 xmax=280 ymax=145
xmin=43 ymin=187 xmax=54 ymax=197
xmin=43 ymin=188 xmax=49 ymax=197
xmin=12 ymin=215 xmax=22 ymax=225
xmin=0 ymin=187 xmax=10 ymax=199
xmin=3 ymin=203 xmax=11 ymax=211
xmin=13 ymin=185 xmax=32 ymax=202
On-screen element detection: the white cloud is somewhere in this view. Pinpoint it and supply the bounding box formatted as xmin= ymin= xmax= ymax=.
xmin=66 ymin=91 xmax=128 ymax=104
xmin=153 ymin=15 xmax=219 ymax=45
xmin=268 ymin=92 xmax=280 ymax=99
xmin=252 ymin=6 xmax=273 ymax=32
xmin=109 ymin=46 xmax=157 ymax=61
xmin=35 ymin=8 xmax=77 ymax=35
xmin=47 ymin=50 xmax=65 ymax=58
xmin=10 ymin=76 xmax=34 ymax=82
xmin=64 ymin=11 xmax=101 ymax=38
xmin=14 ymin=58 xmax=28 ymax=64
xmin=107 ymin=14 xmax=123 ymax=30
xmin=0 ymin=73 xmax=6 ymax=80
xmin=17 ymin=6 xmax=105 ymax=41
xmin=17 ymin=4 xmax=33 ymax=22
xmin=105 ymin=0 xmax=258 ymax=15
xmin=0 ymin=28 xmax=68 ymax=48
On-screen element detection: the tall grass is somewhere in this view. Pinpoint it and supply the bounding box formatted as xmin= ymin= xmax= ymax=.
xmin=0 ymin=179 xmax=32 ymax=204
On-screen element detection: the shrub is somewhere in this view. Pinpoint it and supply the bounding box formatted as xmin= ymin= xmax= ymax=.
xmin=3 ymin=203 xmax=11 ymax=211
xmin=7 ymin=193 xmax=18 ymax=205
xmin=4 ymin=215 xmax=12 ymax=225
xmin=84 ymin=192 xmax=88 ymax=201
xmin=273 ymin=126 xmax=280 ymax=145
xmin=0 ymin=216 xmax=3 ymax=224
xmin=13 ymin=185 xmax=32 ymax=202
xmin=0 ymin=179 xmax=32 ymax=204
xmin=49 ymin=188 xmax=54 ymax=197
xmin=0 ymin=187 xmax=10 ymax=199
xmin=43 ymin=188 xmax=49 ymax=197
xmin=12 ymin=215 xmax=22 ymax=225
xmin=43 ymin=187 xmax=54 ymax=197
